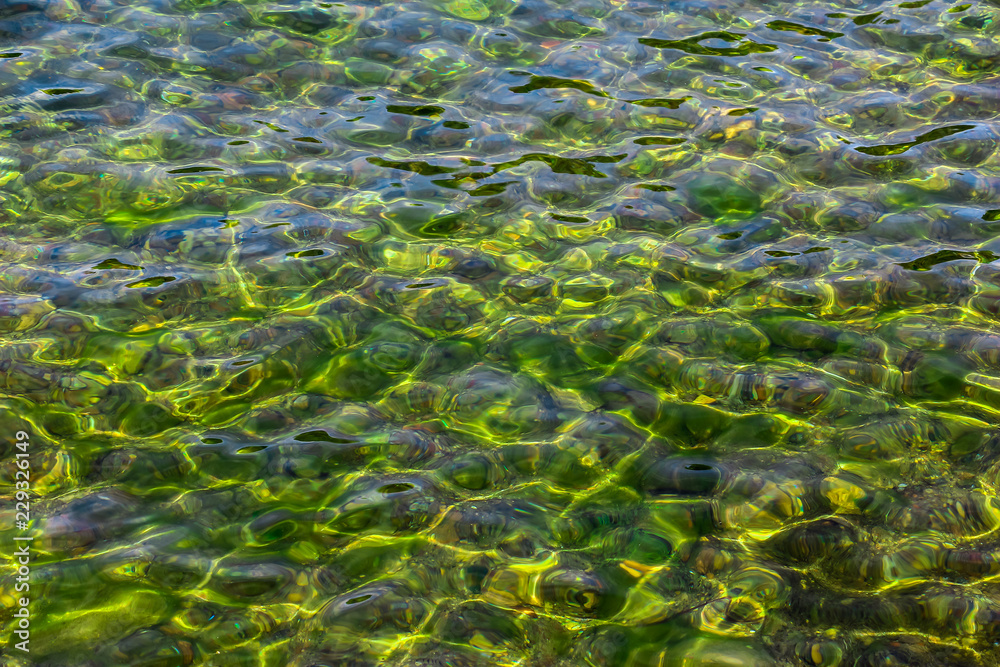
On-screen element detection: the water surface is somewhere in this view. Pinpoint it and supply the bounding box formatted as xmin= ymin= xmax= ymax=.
xmin=3 ymin=0 xmax=1000 ymax=664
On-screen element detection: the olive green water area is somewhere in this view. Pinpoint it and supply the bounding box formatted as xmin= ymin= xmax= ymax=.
xmin=4 ymin=0 xmax=1000 ymax=664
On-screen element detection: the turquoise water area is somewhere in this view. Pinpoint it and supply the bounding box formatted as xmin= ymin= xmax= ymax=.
xmin=3 ymin=0 xmax=1000 ymax=664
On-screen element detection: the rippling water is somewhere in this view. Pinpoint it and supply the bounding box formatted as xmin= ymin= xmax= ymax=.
xmin=3 ymin=0 xmax=1000 ymax=664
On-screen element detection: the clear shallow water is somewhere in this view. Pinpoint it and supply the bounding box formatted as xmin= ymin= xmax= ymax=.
xmin=2 ymin=0 xmax=1000 ymax=664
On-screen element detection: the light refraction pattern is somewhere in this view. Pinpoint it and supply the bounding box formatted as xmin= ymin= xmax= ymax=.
xmin=3 ymin=0 xmax=1000 ymax=665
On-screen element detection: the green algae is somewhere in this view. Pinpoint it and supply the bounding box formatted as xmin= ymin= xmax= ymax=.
xmin=1 ymin=0 xmax=1000 ymax=665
